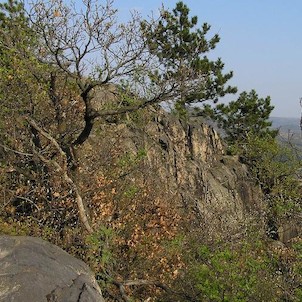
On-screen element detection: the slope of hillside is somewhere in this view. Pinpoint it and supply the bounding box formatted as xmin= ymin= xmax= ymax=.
xmin=1 ymin=109 xmax=301 ymax=301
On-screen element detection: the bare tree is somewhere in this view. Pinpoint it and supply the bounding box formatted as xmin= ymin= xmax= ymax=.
xmin=2 ymin=0 xmax=234 ymax=233
xmin=5 ymin=0 xmax=172 ymax=233
xmin=28 ymin=0 xmax=175 ymax=146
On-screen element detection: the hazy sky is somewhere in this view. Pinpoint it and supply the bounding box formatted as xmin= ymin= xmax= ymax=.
xmin=114 ymin=0 xmax=302 ymax=118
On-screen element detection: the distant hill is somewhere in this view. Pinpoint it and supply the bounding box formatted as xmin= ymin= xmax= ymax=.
xmin=270 ymin=117 xmax=302 ymax=148
xmin=270 ymin=117 xmax=301 ymax=133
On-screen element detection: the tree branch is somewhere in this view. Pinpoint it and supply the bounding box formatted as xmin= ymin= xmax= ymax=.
xmin=0 ymin=143 xmax=34 ymax=157
xmin=26 ymin=117 xmax=94 ymax=234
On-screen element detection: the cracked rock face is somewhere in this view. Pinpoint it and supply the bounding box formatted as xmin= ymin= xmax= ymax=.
xmin=0 ymin=236 xmax=104 ymax=302
xmin=85 ymin=110 xmax=264 ymax=240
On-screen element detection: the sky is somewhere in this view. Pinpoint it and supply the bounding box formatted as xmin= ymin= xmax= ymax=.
xmin=113 ymin=0 xmax=302 ymax=118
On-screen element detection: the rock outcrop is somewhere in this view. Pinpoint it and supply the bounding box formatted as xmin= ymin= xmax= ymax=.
xmin=82 ymin=109 xmax=265 ymax=240
xmin=0 ymin=236 xmax=104 ymax=302
xmin=143 ymin=113 xmax=264 ymax=238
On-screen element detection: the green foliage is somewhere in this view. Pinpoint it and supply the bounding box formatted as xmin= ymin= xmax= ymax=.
xmin=292 ymin=242 xmax=302 ymax=285
xmin=0 ymin=0 xmax=27 ymax=36
xmin=84 ymin=225 xmax=119 ymax=293
xmin=211 ymin=90 xmax=277 ymax=146
xmin=162 ymin=233 xmax=298 ymax=302
xmin=164 ymin=234 xmax=185 ymax=252
xmin=0 ymin=0 xmax=48 ymax=134
xmin=117 ymin=149 xmax=147 ymax=169
xmin=206 ymin=89 xmax=301 ymax=219
xmin=85 ymin=226 xmax=116 ymax=270
xmin=189 ymin=241 xmax=279 ymax=302
xmin=141 ymin=1 xmax=236 ymax=113
xmin=242 ymin=135 xmax=301 ymax=217
xmin=123 ymin=185 xmax=139 ymax=199
xmin=0 ymin=217 xmax=30 ymax=236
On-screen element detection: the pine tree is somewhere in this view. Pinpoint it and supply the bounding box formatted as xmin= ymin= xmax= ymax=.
xmin=212 ymin=90 xmax=278 ymax=145
xmin=141 ymin=1 xmax=237 ymax=114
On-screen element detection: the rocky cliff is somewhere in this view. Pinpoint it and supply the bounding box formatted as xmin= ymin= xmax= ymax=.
xmin=1 ymin=107 xmax=300 ymax=301
xmin=80 ymin=109 xmax=264 ymax=240
xmin=69 ymin=108 xmax=270 ymax=299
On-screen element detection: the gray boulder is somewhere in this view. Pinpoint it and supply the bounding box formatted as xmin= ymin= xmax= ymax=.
xmin=0 ymin=235 xmax=105 ymax=302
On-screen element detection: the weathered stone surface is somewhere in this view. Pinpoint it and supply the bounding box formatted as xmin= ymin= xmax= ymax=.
xmin=0 ymin=236 xmax=104 ymax=302
xmin=83 ymin=109 xmax=264 ymax=240
xmin=278 ymin=223 xmax=299 ymax=244
xmin=142 ymin=112 xmax=264 ymax=238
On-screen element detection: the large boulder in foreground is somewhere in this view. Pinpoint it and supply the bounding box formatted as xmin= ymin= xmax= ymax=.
xmin=0 ymin=236 xmax=104 ymax=302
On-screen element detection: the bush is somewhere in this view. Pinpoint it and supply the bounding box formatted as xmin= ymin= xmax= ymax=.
xmin=189 ymin=241 xmax=279 ymax=302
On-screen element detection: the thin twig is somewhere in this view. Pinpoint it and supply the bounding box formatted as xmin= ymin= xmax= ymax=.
xmin=14 ymin=196 xmax=40 ymax=211
xmin=0 ymin=143 xmax=33 ymax=157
